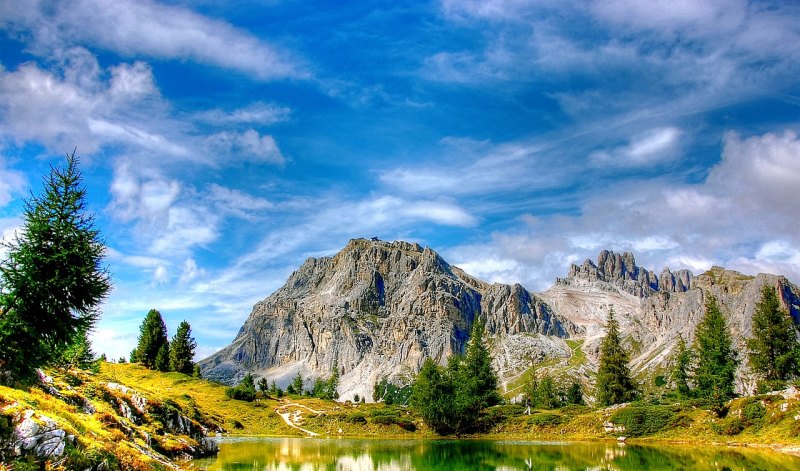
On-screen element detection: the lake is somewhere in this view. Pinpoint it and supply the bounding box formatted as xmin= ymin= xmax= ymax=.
xmin=190 ymin=437 xmax=800 ymax=470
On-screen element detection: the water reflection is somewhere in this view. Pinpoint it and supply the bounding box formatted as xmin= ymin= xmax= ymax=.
xmin=191 ymin=437 xmax=800 ymax=471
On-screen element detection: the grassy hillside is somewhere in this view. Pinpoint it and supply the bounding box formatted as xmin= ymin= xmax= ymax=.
xmin=2 ymin=363 xmax=800 ymax=470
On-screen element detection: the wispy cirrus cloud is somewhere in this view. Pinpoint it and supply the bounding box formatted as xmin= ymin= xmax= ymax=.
xmin=3 ymin=0 xmax=304 ymax=80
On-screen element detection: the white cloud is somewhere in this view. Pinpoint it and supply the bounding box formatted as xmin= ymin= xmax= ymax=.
xmin=109 ymin=61 xmax=159 ymax=102
xmin=0 ymin=157 xmax=25 ymax=207
xmin=590 ymin=127 xmax=683 ymax=167
xmin=149 ymin=206 xmax=218 ymax=256
xmin=109 ymin=161 xmax=181 ymax=223
xmin=206 ymin=129 xmax=285 ymax=164
xmin=207 ymin=184 xmax=274 ymax=219
xmin=9 ymin=0 xmax=302 ymax=80
xmin=195 ymin=103 xmax=291 ymax=125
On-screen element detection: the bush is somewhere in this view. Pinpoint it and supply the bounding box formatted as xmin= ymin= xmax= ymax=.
xmin=610 ymin=406 xmax=675 ymax=437
xmin=225 ymin=386 xmax=256 ymax=401
xmin=741 ymin=399 xmax=766 ymax=427
xmin=527 ymin=413 xmax=563 ymax=427
xmin=712 ymin=417 xmax=744 ymax=436
xmin=346 ymin=412 xmax=367 ymax=424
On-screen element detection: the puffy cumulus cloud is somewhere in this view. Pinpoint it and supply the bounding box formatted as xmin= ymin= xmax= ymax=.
xmin=590 ymin=127 xmax=683 ymax=167
xmin=8 ymin=0 xmax=302 ymax=80
xmin=0 ymin=49 xmax=180 ymax=156
xmin=206 ymin=130 xmax=285 ymax=165
xmin=707 ymin=130 xmax=800 ymax=223
xmin=108 ymin=62 xmax=159 ymax=102
xmin=0 ymin=60 xmax=99 ymax=152
xmin=109 ymin=161 xmax=181 ymax=223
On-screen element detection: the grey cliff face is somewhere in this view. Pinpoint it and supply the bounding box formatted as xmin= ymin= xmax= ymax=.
xmin=201 ymin=243 xmax=800 ymax=402
xmin=200 ymin=239 xmax=574 ymax=401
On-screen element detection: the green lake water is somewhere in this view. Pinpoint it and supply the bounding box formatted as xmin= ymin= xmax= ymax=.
xmin=190 ymin=437 xmax=800 ymax=470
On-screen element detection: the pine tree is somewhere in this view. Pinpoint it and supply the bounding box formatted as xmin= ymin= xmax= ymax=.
xmin=0 ymin=152 xmax=111 ymax=382
xmin=155 ymin=343 xmax=170 ymax=372
xmin=462 ymin=317 xmax=501 ymax=408
xmin=192 ymin=364 xmax=202 ymax=378
xmin=169 ymin=320 xmax=197 ymax=374
xmin=258 ymin=377 xmax=268 ymax=394
xmin=596 ymin=308 xmax=638 ymax=406
xmin=672 ymin=334 xmax=693 ymax=398
xmin=747 ymin=285 xmax=800 ymax=391
xmin=566 ymin=381 xmax=584 ymax=405
xmin=132 ymin=309 xmax=169 ymax=369
xmin=693 ymin=295 xmax=738 ymax=405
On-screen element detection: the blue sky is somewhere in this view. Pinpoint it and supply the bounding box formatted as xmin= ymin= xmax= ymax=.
xmin=1 ymin=0 xmax=799 ymax=361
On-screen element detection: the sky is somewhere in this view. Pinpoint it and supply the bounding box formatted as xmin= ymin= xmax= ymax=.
xmin=1 ymin=0 xmax=799 ymax=361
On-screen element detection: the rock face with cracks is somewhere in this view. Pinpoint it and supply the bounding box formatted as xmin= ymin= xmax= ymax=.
xmin=201 ymin=239 xmax=800 ymax=401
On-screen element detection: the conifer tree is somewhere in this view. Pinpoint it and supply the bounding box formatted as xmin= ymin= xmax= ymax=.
xmin=54 ymin=326 xmax=97 ymax=371
xmin=693 ymin=295 xmax=737 ymax=405
xmin=155 ymin=343 xmax=170 ymax=372
xmin=672 ymin=334 xmax=693 ymax=398
xmin=462 ymin=317 xmax=501 ymax=408
xmin=566 ymin=381 xmax=584 ymax=405
xmin=0 ymin=152 xmax=111 ymax=382
xmin=747 ymin=285 xmax=800 ymax=391
xmin=258 ymin=377 xmax=268 ymax=394
xmin=410 ymin=358 xmax=456 ymax=434
xmin=596 ymin=308 xmax=638 ymax=406
xmin=133 ymin=309 xmax=170 ymax=369
xmin=169 ymin=320 xmax=197 ymax=374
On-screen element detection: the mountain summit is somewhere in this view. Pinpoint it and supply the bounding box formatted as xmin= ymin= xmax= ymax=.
xmin=200 ymin=239 xmax=800 ymax=401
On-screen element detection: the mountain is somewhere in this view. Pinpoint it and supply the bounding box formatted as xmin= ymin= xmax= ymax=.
xmin=200 ymin=239 xmax=800 ymax=401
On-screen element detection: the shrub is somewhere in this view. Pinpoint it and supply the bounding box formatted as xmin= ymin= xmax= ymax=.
xmin=225 ymin=386 xmax=256 ymax=402
xmin=610 ymin=406 xmax=675 ymax=437
xmin=346 ymin=412 xmax=367 ymax=424
xmin=741 ymin=400 xmax=766 ymax=427
xmin=712 ymin=417 xmax=744 ymax=436
xmin=527 ymin=413 xmax=563 ymax=427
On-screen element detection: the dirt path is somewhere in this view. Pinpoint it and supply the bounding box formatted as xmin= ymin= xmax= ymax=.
xmin=275 ymin=402 xmax=325 ymax=437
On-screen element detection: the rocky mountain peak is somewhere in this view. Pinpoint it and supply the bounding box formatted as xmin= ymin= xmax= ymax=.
xmin=200 ymin=238 xmax=574 ymax=400
xmin=564 ymin=249 xmax=692 ymax=297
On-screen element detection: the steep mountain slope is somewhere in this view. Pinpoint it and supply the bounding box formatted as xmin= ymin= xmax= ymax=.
xmin=201 ymin=240 xmax=800 ymax=401
xmin=200 ymin=239 xmax=576 ymax=401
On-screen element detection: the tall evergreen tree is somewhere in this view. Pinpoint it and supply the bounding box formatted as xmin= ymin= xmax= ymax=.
xmin=155 ymin=343 xmax=170 ymax=372
xmin=747 ymin=285 xmax=800 ymax=391
xmin=132 ymin=309 xmax=170 ymax=369
xmin=672 ymin=334 xmax=693 ymax=398
xmin=462 ymin=317 xmax=502 ymax=409
xmin=169 ymin=320 xmax=197 ymax=374
xmin=596 ymin=308 xmax=638 ymax=406
xmin=693 ymin=295 xmax=738 ymax=404
xmin=0 ymin=152 xmax=111 ymax=382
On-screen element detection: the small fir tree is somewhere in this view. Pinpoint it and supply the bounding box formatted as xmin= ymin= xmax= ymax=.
xmin=169 ymin=320 xmax=197 ymax=374
xmin=747 ymin=285 xmax=800 ymax=391
xmin=462 ymin=317 xmax=502 ymax=408
xmin=54 ymin=326 xmax=97 ymax=371
xmin=290 ymin=372 xmax=304 ymax=395
xmin=192 ymin=364 xmax=202 ymax=378
xmin=693 ymin=295 xmax=738 ymax=406
xmin=596 ymin=308 xmax=638 ymax=406
xmin=258 ymin=377 xmax=269 ymax=394
xmin=672 ymin=334 xmax=693 ymax=398
xmin=410 ymin=358 xmax=456 ymax=435
xmin=566 ymin=381 xmax=584 ymax=405
xmin=132 ymin=309 xmax=169 ymax=369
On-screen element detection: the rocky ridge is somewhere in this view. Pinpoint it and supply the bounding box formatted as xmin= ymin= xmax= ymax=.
xmin=201 ymin=239 xmax=800 ymax=401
